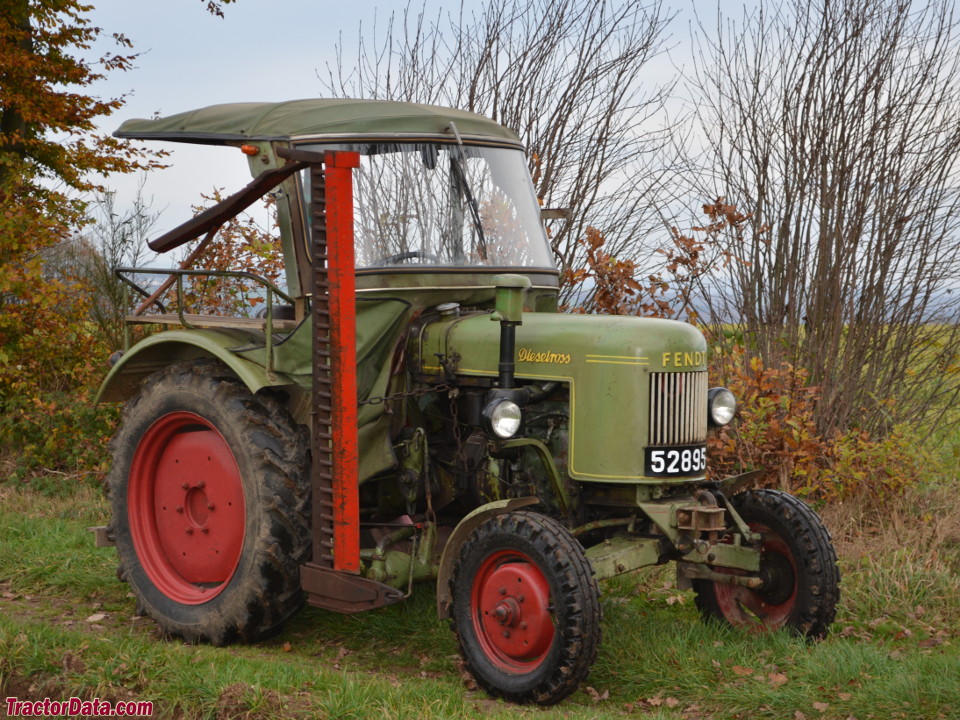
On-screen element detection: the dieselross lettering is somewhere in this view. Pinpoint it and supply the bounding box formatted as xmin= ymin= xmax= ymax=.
xmin=517 ymin=347 xmax=572 ymax=364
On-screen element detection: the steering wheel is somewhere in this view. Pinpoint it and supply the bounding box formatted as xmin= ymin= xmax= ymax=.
xmin=376 ymin=250 xmax=441 ymax=265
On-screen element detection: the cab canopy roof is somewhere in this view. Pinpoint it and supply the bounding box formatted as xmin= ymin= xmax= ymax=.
xmin=114 ymin=98 xmax=520 ymax=146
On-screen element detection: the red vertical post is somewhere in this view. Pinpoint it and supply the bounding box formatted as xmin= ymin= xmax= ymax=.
xmin=324 ymin=151 xmax=360 ymax=573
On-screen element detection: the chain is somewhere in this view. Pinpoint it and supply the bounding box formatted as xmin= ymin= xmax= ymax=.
xmin=358 ymin=382 xmax=451 ymax=407
xmin=449 ymin=387 xmax=467 ymax=463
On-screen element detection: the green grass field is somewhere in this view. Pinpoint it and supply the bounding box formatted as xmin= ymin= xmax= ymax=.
xmin=0 ymin=477 xmax=957 ymax=720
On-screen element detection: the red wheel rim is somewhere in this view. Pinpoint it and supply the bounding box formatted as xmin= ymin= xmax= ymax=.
xmin=713 ymin=522 xmax=798 ymax=630
xmin=471 ymin=550 xmax=555 ymax=673
xmin=128 ymin=411 xmax=246 ymax=604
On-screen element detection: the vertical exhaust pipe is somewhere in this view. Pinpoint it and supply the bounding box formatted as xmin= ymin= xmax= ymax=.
xmin=492 ymin=274 xmax=531 ymax=390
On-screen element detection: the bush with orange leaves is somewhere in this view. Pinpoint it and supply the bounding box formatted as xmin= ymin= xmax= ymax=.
xmin=173 ymin=194 xmax=285 ymax=317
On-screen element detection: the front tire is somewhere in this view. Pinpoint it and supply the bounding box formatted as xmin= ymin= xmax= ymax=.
xmin=693 ymin=489 xmax=840 ymax=639
xmin=106 ymin=360 xmax=310 ymax=645
xmin=450 ymin=511 xmax=602 ymax=705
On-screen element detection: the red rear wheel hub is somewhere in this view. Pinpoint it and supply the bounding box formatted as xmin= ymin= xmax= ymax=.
xmin=471 ymin=550 xmax=555 ymax=672
xmin=128 ymin=412 xmax=246 ymax=604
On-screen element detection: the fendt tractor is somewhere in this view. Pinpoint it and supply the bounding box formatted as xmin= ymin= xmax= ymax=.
xmin=94 ymin=99 xmax=840 ymax=704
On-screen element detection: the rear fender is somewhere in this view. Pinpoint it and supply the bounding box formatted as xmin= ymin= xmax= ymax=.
xmin=96 ymin=329 xmax=294 ymax=403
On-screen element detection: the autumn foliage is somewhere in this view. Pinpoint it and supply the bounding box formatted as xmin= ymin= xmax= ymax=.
xmin=175 ymin=195 xmax=286 ymax=317
xmin=0 ymin=1 xmax=163 ymax=481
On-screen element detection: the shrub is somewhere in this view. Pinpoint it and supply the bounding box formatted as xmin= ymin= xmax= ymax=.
xmin=707 ymin=341 xmax=927 ymax=500
xmin=0 ymin=267 xmax=118 ymax=484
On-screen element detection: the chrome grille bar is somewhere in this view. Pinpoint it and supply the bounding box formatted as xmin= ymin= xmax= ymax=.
xmin=649 ymin=371 xmax=708 ymax=446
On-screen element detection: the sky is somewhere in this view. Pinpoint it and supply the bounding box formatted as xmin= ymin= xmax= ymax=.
xmin=86 ymin=0 xmax=485 ymax=238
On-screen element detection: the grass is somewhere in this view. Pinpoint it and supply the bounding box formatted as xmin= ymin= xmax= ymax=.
xmin=0 ymin=480 xmax=958 ymax=719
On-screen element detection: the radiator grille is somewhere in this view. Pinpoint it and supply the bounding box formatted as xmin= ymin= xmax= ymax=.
xmin=649 ymin=371 xmax=708 ymax=446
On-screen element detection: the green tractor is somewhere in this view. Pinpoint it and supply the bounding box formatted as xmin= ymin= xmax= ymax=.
xmin=96 ymin=99 xmax=840 ymax=704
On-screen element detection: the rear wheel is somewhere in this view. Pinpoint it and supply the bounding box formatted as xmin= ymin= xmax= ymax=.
xmin=450 ymin=511 xmax=601 ymax=705
xmin=106 ymin=360 xmax=310 ymax=645
xmin=693 ymin=489 xmax=840 ymax=639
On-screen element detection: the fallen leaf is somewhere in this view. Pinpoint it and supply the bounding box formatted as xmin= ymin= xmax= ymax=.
xmin=838 ymin=693 xmax=853 ymax=701
xmin=585 ymin=686 xmax=609 ymax=703
xmin=813 ymin=701 xmax=829 ymax=712
xmin=732 ymin=665 xmax=754 ymax=676
xmin=647 ymin=696 xmax=663 ymax=706
xmin=85 ymin=613 xmax=107 ymax=623
xmin=461 ymin=671 xmax=477 ymax=691
xmin=282 ymin=642 xmax=292 ymax=652
xmin=795 ymin=712 xmax=807 ymax=720
xmin=665 ymin=697 xmax=680 ymax=708
xmin=919 ymin=637 xmax=944 ymax=648
xmin=768 ymin=673 xmax=789 ymax=687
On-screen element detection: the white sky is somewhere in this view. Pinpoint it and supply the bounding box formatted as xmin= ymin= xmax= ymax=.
xmin=87 ymin=0 xmax=484 ymax=238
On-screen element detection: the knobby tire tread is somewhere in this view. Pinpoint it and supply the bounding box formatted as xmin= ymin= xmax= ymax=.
xmin=451 ymin=510 xmax=602 ymax=705
xmin=106 ymin=360 xmax=310 ymax=645
xmin=693 ymin=488 xmax=840 ymax=640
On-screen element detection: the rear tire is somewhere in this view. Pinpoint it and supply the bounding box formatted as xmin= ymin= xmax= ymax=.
xmin=693 ymin=489 xmax=840 ymax=639
xmin=450 ymin=511 xmax=602 ymax=705
xmin=106 ymin=360 xmax=310 ymax=645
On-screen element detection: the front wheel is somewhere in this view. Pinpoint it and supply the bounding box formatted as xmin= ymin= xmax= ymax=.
xmin=693 ymin=489 xmax=840 ymax=639
xmin=450 ymin=511 xmax=602 ymax=705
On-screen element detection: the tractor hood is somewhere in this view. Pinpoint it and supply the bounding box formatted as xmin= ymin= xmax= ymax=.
xmin=415 ymin=311 xmax=708 ymax=483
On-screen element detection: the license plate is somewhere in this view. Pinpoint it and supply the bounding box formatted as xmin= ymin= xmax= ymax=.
xmin=645 ymin=445 xmax=707 ymax=477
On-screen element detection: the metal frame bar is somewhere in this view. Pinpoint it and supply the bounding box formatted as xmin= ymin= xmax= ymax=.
xmin=324 ymin=151 xmax=361 ymax=573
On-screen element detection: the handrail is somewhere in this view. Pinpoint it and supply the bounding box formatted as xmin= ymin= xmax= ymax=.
xmin=115 ymin=267 xmax=295 ymax=308
xmin=115 ymin=267 xmax=297 ymax=374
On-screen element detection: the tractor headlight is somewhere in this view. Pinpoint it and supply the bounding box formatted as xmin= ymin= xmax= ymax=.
xmin=707 ymin=387 xmax=737 ymax=426
xmin=482 ymin=398 xmax=522 ymax=439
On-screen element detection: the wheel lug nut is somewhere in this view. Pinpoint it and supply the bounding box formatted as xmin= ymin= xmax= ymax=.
xmin=503 ymin=630 xmax=510 ymax=638
xmin=175 ymin=506 xmax=184 ymax=513
xmin=207 ymin=503 xmax=215 ymax=511
xmin=499 ymin=587 xmax=506 ymax=595
xmin=185 ymin=528 xmax=193 ymax=535
xmin=520 ymin=621 xmax=527 ymax=630
xmin=201 ymin=528 xmax=209 ymax=534
xmin=182 ymin=483 xmax=190 ymax=490
xmin=518 ymin=595 xmax=525 ymax=603
xmin=198 ymin=481 xmax=206 ymax=489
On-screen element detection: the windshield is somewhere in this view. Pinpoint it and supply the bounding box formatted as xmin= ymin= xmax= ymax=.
xmin=298 ymin=142 xmax=554 ymax=270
